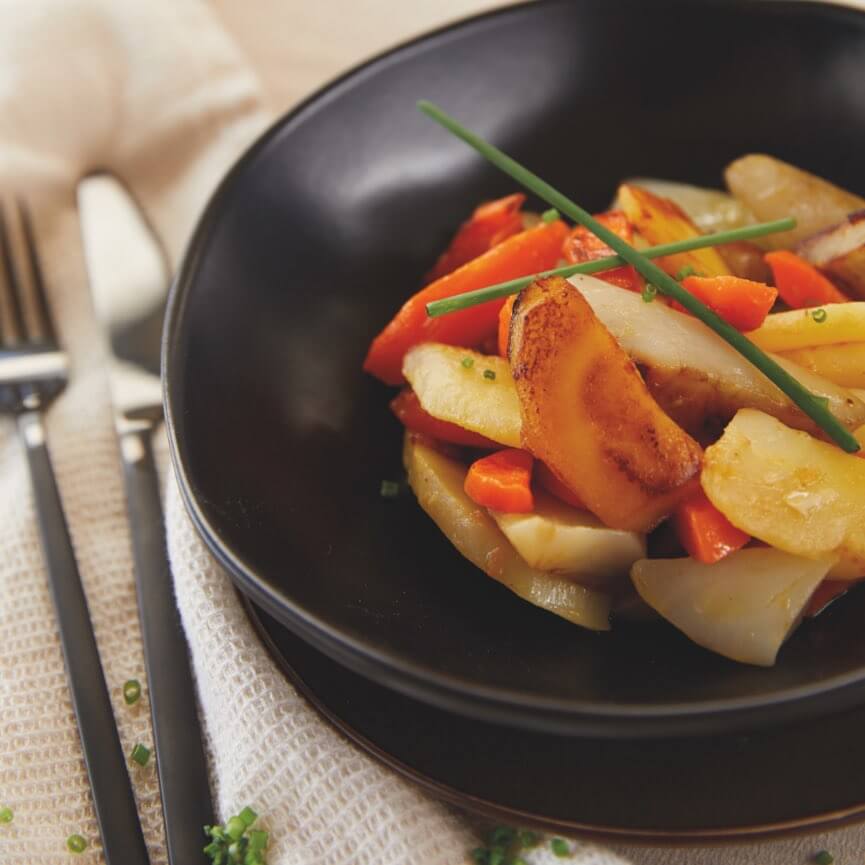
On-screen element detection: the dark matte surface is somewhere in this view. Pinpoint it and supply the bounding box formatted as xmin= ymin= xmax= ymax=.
xmin=248 ymin=599 xmax=865 ymax=841
xmin=164 ymin=0 xmax=865 ymax=736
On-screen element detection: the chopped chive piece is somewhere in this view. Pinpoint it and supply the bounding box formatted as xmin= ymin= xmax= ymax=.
xmin=425 ymin=219 xmax=795 ymax=317
xmin=225 ymin=816 xmax=246 ymax=842
xmin=550 ymin=837 xmax=570 ymax=857
xmin=123 ymin=679 xmax=141 ymax=705
xmin=541 ymin=207 xmax=560 ymax=223
xmin=483 ymin=368 xmax=496 ymax=381
xmin=380 ymin=480 xmax=400 ymax=498
xmin=0 ymin=807 xmax=12 ymax=824
xmin=245 ymin=853 xmax=264 ymax=865
xmin=641 ymin=284 xmax=658 ymax=303
xmin=130 ymin=743 xmax=151 ymax=767
xmin=238 ymin=807 xmax=258 ymax=828
xmin=811 ymin=307 xmax=828 ymax=323
xmin=815 ymin=851 xmax=834 ymax=865
xmin=417 ymin=100 xmax=860 ymax=454
xmin=517 ymin=829 xmax=539 ymax=848
xmin=67 ymin=834 xmax=87 ymax=854
xmin=471 ymin=848 xmax=488 ymax=865
xmin=461 ymin=356 xmax=475 ymax=369
xmin=675 ymin=264 xmax=698 ymax=281
xmin=488 ymin=847 xmax=505 ymax=865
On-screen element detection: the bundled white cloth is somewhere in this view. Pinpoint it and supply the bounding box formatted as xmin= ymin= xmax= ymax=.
xmin=0 ymin=1 xmax=859 ymax=863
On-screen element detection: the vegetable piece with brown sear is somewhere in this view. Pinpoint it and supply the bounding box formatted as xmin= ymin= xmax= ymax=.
xmin=509 ymin=276 xmax=703 ymax=532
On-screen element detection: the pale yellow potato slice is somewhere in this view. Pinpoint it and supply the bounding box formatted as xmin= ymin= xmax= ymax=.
xmin=746 ymin=303 xmax=865 ymax=352
xmin=403 ymin=434 xmax=611 ymax=630
xmin=779 ymin=343 xmax=865 ymax=389
xmin=569 ymin=275 xmax=865 ymax=436
xmin=632 ymin=549 xmax=833 ymax=667
xmin=701 ymin=409 xmax=865 ymax=579
xmin=403 ymin=343 xmax=521 ymax=447
xmin=725 ymin=154 xmax=865 ymax=249
xmin=488 ymin=492 xmax=645 ymax=591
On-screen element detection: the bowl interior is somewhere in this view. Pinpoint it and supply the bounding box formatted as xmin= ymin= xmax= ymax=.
xmin=166 ymin=0 xmax=865 ymax=735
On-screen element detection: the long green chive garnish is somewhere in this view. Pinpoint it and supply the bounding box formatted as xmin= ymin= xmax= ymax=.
xmin=417 ymin=100 xmax=860 ymax=453
xmin=66 ymin=834 xmax=87 ymax=854
xmin=426 ymin=217 xmax=793 ymax=317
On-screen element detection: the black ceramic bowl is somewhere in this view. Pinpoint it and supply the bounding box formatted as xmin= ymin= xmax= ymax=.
xmin=165 ymin=0 xmax=865 ymax=737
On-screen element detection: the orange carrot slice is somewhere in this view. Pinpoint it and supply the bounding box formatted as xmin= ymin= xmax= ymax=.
xmin=764 ymin=250 xmax=849 ymax=308
xmin=364 ymin=219 xmax=568 ymax=385
xmin=464 ymin=448 xmax=534 ymax=513
xmin=680 ymin=274 xmax=777 ymax=331
xmin=673 ymin=490 xmax=750 ymax=564
xmin=389 ymin=389 xmax=498 ymax=449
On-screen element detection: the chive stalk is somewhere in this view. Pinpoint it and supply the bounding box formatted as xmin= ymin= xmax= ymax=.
xmin=417 ymin=100 xmax=860 ymax=453
xmin=426 ymin=217 xmax=794 ymax=317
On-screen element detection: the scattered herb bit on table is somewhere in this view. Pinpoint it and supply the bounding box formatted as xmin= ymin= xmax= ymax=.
xmin=123 ymin=678 xmax=142 ymax=705
xmin=66 ymin=834 xmax=87 ymax=854
xmin=0 ymin=806 xmax=12 ymax=824
xmin=471 ymin=825 xmax=542 ymax=864
xmin=204 ymin=806 xmax=269 ymax=865
xmin=130 ymin=743 xmax=151 ymax=767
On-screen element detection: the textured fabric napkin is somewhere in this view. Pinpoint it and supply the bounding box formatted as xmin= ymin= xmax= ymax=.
xmin=0 ymin=1 xmax=861 ymax=864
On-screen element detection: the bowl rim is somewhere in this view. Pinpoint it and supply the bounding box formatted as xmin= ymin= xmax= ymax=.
xmin=163 ymin=0 xmax=865 ymax=738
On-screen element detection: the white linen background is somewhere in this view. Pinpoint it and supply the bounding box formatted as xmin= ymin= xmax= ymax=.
xmin=0 ymin=1 xmax=862 ymax=864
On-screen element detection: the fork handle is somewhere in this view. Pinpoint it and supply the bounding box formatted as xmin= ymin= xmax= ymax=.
xmin=19 ymin=411 xmax=150 ymax=865
xmin=120 ymin=427 xmax=213 ymax=865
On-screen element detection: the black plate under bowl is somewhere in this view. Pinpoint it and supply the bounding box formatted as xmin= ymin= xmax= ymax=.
xmin=164 ymin=0 xmax=865 ymax=738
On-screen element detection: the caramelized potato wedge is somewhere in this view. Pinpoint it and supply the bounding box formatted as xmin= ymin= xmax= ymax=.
xmin=725 ymin=154 xmax=865 ymax=249
xmin=569 ymin=275 xmax=865 ymax=439
xmin=702 ymin=409 xmax=865 ymax=580
xmin=617 ymin=184 xmax=731 ymax=278
xmin=403 ymin=343 xmax=521 ymax=447
xmin=403 ymin=433 xmax=611 ymax=630
xmin=509 ymin=276 xmax=702 ymax=532
xmin=632 ymin=549 xmax=833 ymax=667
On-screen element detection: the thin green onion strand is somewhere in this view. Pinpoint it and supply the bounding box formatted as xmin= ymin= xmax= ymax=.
xmin=417 ymin=100 xmax=860 ymax=454
xmin=426 ymin=217 xmax=795 ymax=317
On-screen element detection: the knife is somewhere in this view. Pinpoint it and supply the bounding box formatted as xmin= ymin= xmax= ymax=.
xmin=78 ymin=175 xmax=214 ymax=864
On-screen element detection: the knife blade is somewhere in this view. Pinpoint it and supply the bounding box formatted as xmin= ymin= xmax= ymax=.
xmin=78 ymin=175 xmax=214 ymax=865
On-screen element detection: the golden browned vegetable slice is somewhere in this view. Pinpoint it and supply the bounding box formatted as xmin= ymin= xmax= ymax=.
xmin=403 ymin=433 xmax=611 ymax=630
xmin=403 ymin=343 xmax=521 ymax=447
xmin=746 ymin=302 xmax=865 ymax=352
xmin=632 ymin=549 xmax=833 ymax=667
xmin=725 ymin=154 xmax=865 ymax=249
xmin=797 ymin=210 xmax=865 ymax=299
xmin=617 ymin=184 xmax=732 ymax=278
xmin=570 ymin=275 xmax=865 ymax=440
xmin=779 ymin=343 xmax=865 ymax=389
xmin=701 ymin=409 xmax=865 ymax=580
xmin=509 ymin=276 xmax=702 ymax=533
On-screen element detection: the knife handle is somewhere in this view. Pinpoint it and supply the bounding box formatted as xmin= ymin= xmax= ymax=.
xmin=19 ymin=412 xmax=150 ymax=865
xmin=120 ymin=427 xmax=214 ymax=865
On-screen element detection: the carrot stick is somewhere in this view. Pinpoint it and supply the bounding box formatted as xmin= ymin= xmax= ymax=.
xmin=464 ymin=448 xmax=534 ymax=513
xmin=673 ymin=490 xmax=750 ymax=564
xmin=425 ymin=193 xmax=526 ymax=281
xmin=364 ymin=219 xmax=568 ymax=385
xmin=390 ymin=389 xmax=498 ymax=448
xmin=497 ymin=294 xmax=515 ymax=357
xmin=680 ymin=275 xmax=777 ymax=331
xmin=764 ymin=250 xmax=849 ymax=308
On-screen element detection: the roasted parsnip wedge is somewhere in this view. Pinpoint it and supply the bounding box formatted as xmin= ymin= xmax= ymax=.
xmin=779 ymin=343 xmax=865 ymax=389
xmin=569 ymin=275 xmax=865 ymax=439
xmin=798 ymin=210 xmax=865 ymax=299
xmin=746 ymin=303 xmax=865 ymax=352
xmin=725 ymin=154 xmax=865 ymax=249
xmin=403 ymin=343 xmax=521 ymax=447
xmin=509 ymin=276 xmax=702 ymax=532
xmin=488 ymin=492 xmax=645 ymax=591
xmin=403 ymin=433 xmax=611 ymax=630
xmin=632 ymin=549 xmax=833 ymax=667
xmin=702 ymin=409 xmax=865 ymax=580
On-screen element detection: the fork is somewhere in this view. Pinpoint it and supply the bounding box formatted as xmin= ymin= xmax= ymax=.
xmin=0 ymin=201 xmax=150 ymax=865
